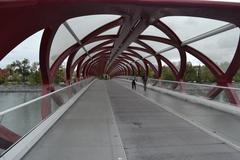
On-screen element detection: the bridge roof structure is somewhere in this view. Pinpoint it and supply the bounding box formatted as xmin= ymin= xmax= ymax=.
xmin=0 ymin=1 xmax=240 ymax=159
xmin=0 ymin=0 xmax=240 ymax=86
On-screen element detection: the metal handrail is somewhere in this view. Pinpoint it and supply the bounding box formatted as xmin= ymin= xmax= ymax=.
xmin=0 ymin=77 xmax=94 ymax=116
xmin=118 ymin=76 xmax=240 ymax=91
xmin=148 ymin=78 xmax=240 ymax=91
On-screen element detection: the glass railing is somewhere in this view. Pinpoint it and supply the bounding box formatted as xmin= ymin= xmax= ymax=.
xmin=117 ymin=76 xmax=240 ymax=106
xmin=0 ymin=77 xmax=94 ymax=155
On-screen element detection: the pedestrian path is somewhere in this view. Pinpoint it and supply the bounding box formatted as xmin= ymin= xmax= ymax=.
xmin=106 ymin=80 xmax=240 ymax=160
xmin=22 ymin=80 xmax=126 ymax=160
xmin=22 ymin=80 xmax=240 ymax=160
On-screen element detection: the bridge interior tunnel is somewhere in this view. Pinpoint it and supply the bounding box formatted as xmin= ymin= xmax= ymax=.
xmin=0 ymin=1 xmax=239 ymax=102
xmin=0 ymin=0 xmax=240 ymax=152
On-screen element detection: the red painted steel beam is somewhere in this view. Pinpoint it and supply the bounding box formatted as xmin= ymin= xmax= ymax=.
xmin=76 ymin=50 xmax=110 ymax=79
xmin=184 ymin=46 xmax=224 ymax=79
xmin=50 ymin=35 xmax=117 ymax=79
xmin=64 ymin=18 xmax=122 ymax=81
xmin=0 ymin=125 xmax=21 ymax=150
xmin=154 ymin=20 xmax=186 ymax=81
xmin=223 ymin=37 xmax=240 ymax=83
xmin=66 ymin=40 xmax=114 ymax=83
xmin=1 ymin=0 xmax=239 ymax=62
xmin=109 ymin=55 xmax=138 ymax=72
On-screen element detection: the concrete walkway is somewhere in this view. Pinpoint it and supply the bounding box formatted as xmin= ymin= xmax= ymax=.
xmin=106 ymin=80 xmax=240 ymax=160
xmin=117 ymin=79 xmax=240 ymax=149
xmin=22 ymin=80 xmax=126 ymax=160
xmin=22 ymin=80 xmax=240 ymax=160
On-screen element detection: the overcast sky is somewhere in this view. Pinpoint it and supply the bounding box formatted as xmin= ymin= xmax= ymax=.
xmin=0 ymin=16 xmax=239 ymax=72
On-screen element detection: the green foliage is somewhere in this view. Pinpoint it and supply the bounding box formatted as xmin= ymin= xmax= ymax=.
xmin=28 ymin=62 xmax=41 ymax=85
xmin=234 ymin=69 xmax=240 ymax=82
xmin=12 ymin=59 xmax=31 ymax=82
xmin=3 ymin=59 xmax=43 ymax=84
xmin=233 ymin=65 xmax=240 ymax=82
xmin=54 ymin=65 xmax=65 ymax=84
xmin=161 ymin=62 xmax=216 ymax=83
xmin=0 ymin=69 xmax=9 ymax=84
xmin=148 ymin=68 xmax=155 ymax=78
xmin=161 ymin=66 xmax=175 ymax=80
xmin=200 ymin=65 xmax=215 ymax=83
xmin=184 ymin=62 xmax=197 ymax=82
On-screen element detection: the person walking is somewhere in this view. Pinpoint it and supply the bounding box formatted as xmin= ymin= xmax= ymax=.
xmin=142 ymin=74 xmax=148 ymax=91
xmin=132 ymin=77 xmax=136 ymax=90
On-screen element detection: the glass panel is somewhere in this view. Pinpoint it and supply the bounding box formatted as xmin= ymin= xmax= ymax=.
xmin=161 ymin=60 xmax=167 ymax=66
xmin=131 ymin=62 xmax=137 ymax=70
xmin=131 ymin=49 xmax=151 ymax=58
xmin=160 ymin=16 xmax=228 ymax=41
xmin=123 ymin=50 xmax=133 ymax=54
xmin=141 ymin=25 xmax=168 ymax=38
xmin=82 ymin=56 xmax=90 ymax=65
xmin=84 ymin=40 xmax=108 ymax=51
xmin=161 ymin=49 xmax=181 ymax=71
xmin=72 ymin=40 xmax=108 ymax=65
xmin=129 ymin=42 xmax=144 ymax=48
xmin=0 ymin=78 xmax=94 ymax=155
xmin=72 ymin=48 xmax=85 ymax=65
xmin=122 ymin=59 xmax=131 ymax=64
xmin=126 ymin=55 xmax=139 ymax=61
xmin=189 ymin=28 xmax=240 ymax=72
xmin=90 ymin=50 xmax=106 ymax=58
xmin=1 ymin=30 xmax=43 ymax=68
xmin=50 ymin=24 xmax=77 ymax=67
xmin=121 ymin=61 xmax=131 ymax=69
xmin=146 ymin=56 xmax=158 ymax=66
xmin=67 ymin=15 xmax=121 ymax=41
xmin=140 ymin=40 xmax=171 ymax=52
xmin=186 ymin=52 xmax=203 ymax=66
xmin=62 ymin=55 xmax=69 ymax=68
xmin=98 ymin=26 xmax=120 ymax=36
xmin=103 ymin=42 xmax=114 ymax=47
xmin=137 ymin=60 xmax=145 ymax=69
xmin=73 ymin=65 xmax=78 ymax=71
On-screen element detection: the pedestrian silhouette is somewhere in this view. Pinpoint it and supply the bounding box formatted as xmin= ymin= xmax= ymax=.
xmin=142 ymin=74 xmax=148 ymax=91
xmin=132 ymin=78 xmax=136 ymax=90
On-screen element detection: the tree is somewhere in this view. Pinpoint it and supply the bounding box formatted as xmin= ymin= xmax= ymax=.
xmin=0 ymin=69 xmax=9 ymax=84
xmin=233 ymin=68 xmax=240 ymax=82
xmin=161 ymin=66 xmax=175 ymax=80
xmin=148 ymin=68 xmax=155 ymax=78
xmin=200 ymin=65 xmax=215 ymax=83
xmin=28 ymin=62 xmax=41 ymax=85
xmin=184 ymin=62 xmax=197 ymax=82
xmin=10 ymin=59 xmax=31 ymax=82
xmin=54 ymin=65 xmax=65 ymax=84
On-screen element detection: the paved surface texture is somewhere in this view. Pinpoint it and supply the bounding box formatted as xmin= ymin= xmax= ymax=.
xmin=22 ymin=80 xmax=126 ymax=160
xmin=117 ymin=79 xmax=240 ymax=148
xmin=22 ymin=80 xmax=240 ymax=160
xmin=106 ymin=80 xmax=240 ymax=160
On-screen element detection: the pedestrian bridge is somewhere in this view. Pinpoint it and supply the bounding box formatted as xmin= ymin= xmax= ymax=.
xmin=1 ymin=0 xmax=240 ymax=160
xmin=1 ymin=78 xmax=240 ymax=160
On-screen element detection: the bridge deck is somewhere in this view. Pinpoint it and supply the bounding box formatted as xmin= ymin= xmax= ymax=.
xmin=22 ymin=80 xmax=240 ymax=160
xmin=117 ymin=79 xmax=240 ymax=148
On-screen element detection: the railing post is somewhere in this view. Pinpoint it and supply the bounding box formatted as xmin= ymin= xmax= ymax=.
xmin=41 ymin=84 xmax=53 ymax=119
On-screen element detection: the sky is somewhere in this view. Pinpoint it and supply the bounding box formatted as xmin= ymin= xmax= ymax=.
xmin=0 ymin=30 xmax=44 ymax=68
xmin=0 ymin=16 xmax=239 ymax=72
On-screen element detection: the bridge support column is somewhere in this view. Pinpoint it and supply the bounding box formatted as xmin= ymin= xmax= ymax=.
xmin=41 ymin=84 xmax=53 ymax=119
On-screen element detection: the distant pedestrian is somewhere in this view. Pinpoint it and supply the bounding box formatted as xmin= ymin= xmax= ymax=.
xmin=132 ymin=78 xmax=136 ymax=90
xmin=142 ymin=74 xmax=148 ymax=91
